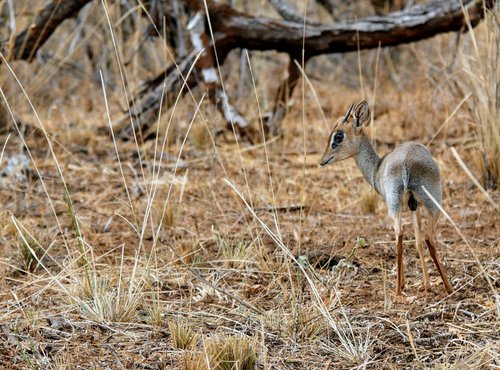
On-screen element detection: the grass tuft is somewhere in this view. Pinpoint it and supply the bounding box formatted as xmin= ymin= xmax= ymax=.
xmin=216 ymin=232 xmax=251 ymax=269
xmin=287 ymin=306 xmax=326 ymax=343
xmin=182 ymin=335 xmax=257 ymax=370
xmin=208 ymin=335 xmax=257 ymax=370
xmin=168 ymin=319 xmax=199 ymax=350
xmin=191 ymin=121 xmax=212 ymax=151
xmin=78 ymin=276 xmax=142 ymax=323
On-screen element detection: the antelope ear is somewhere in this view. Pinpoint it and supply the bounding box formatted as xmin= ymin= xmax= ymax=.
xmin=341 ymin=103 xmax=355 ymax=125
xmin=353 ymin=101 xmax=370 ymax=128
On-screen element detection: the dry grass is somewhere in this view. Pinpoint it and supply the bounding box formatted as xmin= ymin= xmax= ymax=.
xmin=0 ymin=1 xmax=498 ymax=369
xmin=461 ymin=13 xmax=500 ymax=190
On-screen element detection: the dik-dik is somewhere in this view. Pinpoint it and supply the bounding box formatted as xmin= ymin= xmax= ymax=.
xmin=320 ymin=101 xmax=453 ymax=298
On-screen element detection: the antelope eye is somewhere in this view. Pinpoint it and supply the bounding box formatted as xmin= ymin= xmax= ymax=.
xmin=331 ymin=131 xmax=344 ymax=148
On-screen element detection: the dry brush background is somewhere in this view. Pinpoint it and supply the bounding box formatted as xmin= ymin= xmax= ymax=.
xmin=0 ymin=0 xmax=499 ymax=369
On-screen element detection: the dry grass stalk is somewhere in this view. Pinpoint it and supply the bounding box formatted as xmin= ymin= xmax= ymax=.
xmin=207 ymin=335 xmax=257 ymax=370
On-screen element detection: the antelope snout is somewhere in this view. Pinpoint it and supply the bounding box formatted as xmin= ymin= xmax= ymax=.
xmin=319 ymin=154 xmax=334 ymax=167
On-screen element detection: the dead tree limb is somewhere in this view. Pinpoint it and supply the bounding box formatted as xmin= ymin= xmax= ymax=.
xmin=7 ymin=0 xmax=93 ymax=62
xmin=131 ymin=0 xmax=495 ymax=138
xmin=204 ymin=0 xmax=493 ymax=57
xmin=154 ymin=0 xmax=494 ymax=135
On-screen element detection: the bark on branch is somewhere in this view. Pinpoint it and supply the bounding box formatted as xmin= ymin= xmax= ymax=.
xmin=7 ymin=0 xmax=93 ymax=62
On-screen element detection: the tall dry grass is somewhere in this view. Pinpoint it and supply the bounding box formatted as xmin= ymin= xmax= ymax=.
xmin=460 ymin=13 xmax=500 ymax=190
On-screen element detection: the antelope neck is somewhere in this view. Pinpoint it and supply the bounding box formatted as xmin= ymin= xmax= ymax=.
xmin=354 ymin=134 xmax=381 ymax=193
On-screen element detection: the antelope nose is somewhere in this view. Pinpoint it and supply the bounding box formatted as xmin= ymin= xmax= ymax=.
xmin=319 ymin=156 xmax=332 ymax=166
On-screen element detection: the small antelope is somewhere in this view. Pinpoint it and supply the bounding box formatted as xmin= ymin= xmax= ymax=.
xmin=320 ymin=101 xmax=453 ymax=298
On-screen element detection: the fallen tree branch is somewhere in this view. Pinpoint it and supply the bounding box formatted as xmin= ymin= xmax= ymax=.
xmin=204 ymin=0 xmax=494 ymax=58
